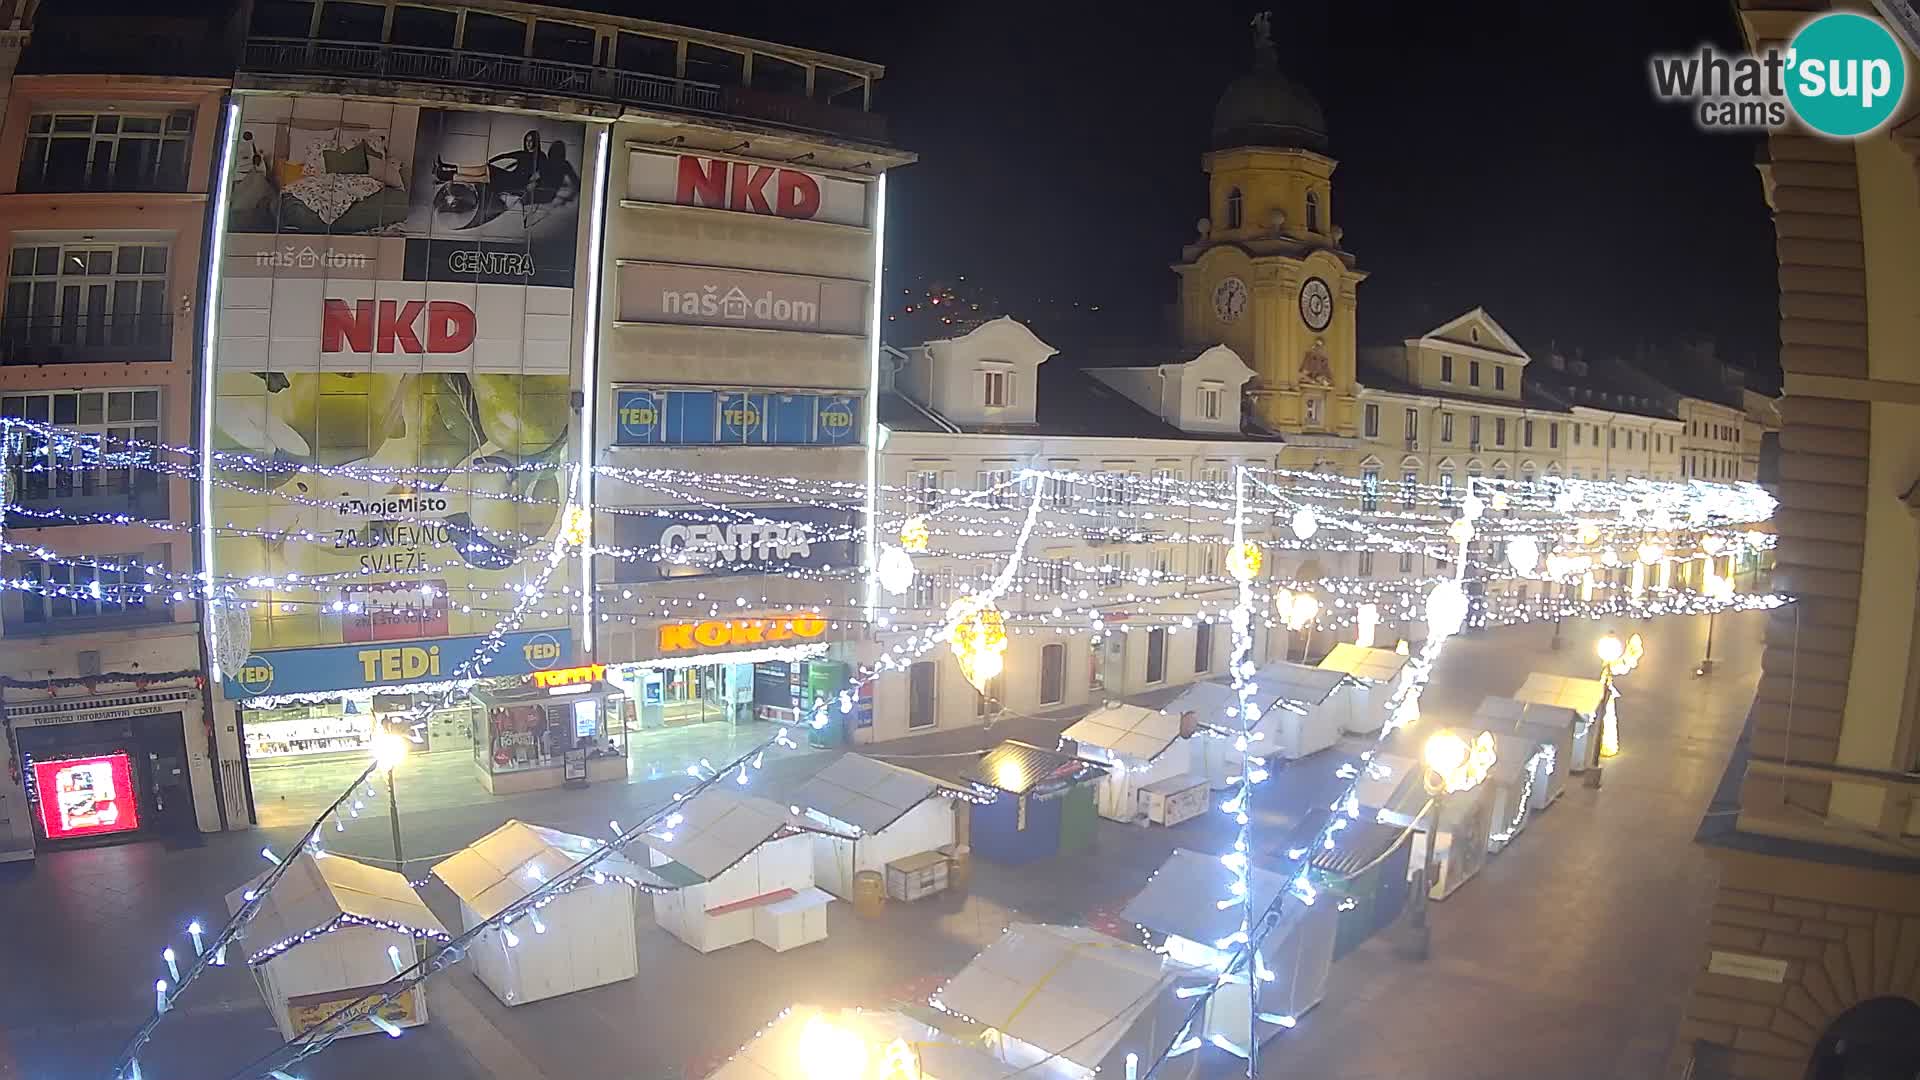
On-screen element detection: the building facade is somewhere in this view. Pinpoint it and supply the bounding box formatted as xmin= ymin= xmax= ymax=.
xmin=1670 ymin=4 xmax=1920 ymax=1078
xmin=0 ymin=7 xmax=233 ymax=861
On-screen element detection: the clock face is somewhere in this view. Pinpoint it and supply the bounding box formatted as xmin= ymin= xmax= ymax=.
xmin=1212 ymin=277 xmax=1249 ymax=323
xmin=1299 ymin=277 xmax=1334 ymax=331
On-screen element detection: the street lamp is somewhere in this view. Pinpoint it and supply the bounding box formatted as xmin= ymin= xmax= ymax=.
xmin=1697 ymin=569 xmax=1734 ymax=676
xmin=371 ymin=727 xmax=410 ymax=872
xmin=1407 ymin=730 xmax=1496 ymax=961
xmin=1587 ymin=633 xmax=1626 ymax=787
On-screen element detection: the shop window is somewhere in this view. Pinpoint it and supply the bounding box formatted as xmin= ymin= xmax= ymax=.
xmin=615 ymin=32 xmax=677 ymax=76
xmin=20 ymin=110 xmax=194 ymax=193
xmin=908 ymin=661 xmax=937 ymax=729
xmin=1193 ymin=622 xmax=1214 ymax=675
xmin=1146 ymin=628 xmax=1167 ymax=685
xmin=1040 ymin=643 xmax=1065 ymax=705
xmin=389 ymin=6 xmax=456 ymax=48
xmin=317 ymin=1 xmax=384 ymax=42
xmin=2 ymin=388 xmax=163 ymax=517
xmin=13 ymin=550 xmax=159 ymax=630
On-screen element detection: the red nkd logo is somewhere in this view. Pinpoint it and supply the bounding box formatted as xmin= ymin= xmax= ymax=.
xmin=675 ymin=156 xmax=822 ymax=219
xmin=322 ymin=299 xmax=477 ymax=354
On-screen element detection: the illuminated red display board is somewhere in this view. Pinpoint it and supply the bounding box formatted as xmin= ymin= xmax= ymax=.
xmin=32 ymin=752 xmax=140 ymax=841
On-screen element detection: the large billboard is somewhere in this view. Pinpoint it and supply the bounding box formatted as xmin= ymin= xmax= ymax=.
xmin=213 ymin=97 xmax=588 ymax=684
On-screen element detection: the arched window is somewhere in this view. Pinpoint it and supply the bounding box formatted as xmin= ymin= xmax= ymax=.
xmin=1305 ymin=190 xmax=1321 ymax=233
xmin=1225 ymin=187 xmax=1243 ymax=229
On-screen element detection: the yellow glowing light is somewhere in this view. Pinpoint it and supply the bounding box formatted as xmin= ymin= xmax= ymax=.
xmin=947 ymin=595 xmax=1008 ymax=692
xmin=559 ymin=504 xmax=591 ymax=547
xmin=899 ymin=516 xmax=930 ymax=553
xmin=1636 ymin=542 xmax=1664 ymax=566
xmin=1395 ymin=639 xmax=1410 ymax=656
xmin=882 ymin=1038 xmax=922 ymax=1080
xmin=1704 ymin=571 xmax=1735 ymax=602
xmin=1446 ymin=518 xmax=1474 ymax=547
xmin=796 ymin=1015 xmax=868 ymax=1080
xmin=1286 ymin=592 xmax=1320 ymax=632
xmin=1491 ymin=491 xmax=1510 ymax=512
xmin=1227 ymin=541 xmax=1263 ymax=582
xmin=1701 ymin=534 xmax=1726 ymax=556
xmin=1576 ymin=523 xmax=1601 ymax=545
xmin=1423 ymin=730 xmax=1497 ymax=794
xmin=1596 ymin=634 xmax=1625 ymax=665
xmin=371 ymin=730 xmax=410 ymax=772
xmin=1600 ymin=695 xmax=1621 ymax=758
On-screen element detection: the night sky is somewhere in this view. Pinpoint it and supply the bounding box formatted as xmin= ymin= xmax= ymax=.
xmin=667 ymin=0 xmax=1780 ymax=375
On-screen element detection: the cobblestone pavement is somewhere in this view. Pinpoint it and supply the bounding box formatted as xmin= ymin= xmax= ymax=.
xmin=0 ymin=610 xmax=1764 ymax=1080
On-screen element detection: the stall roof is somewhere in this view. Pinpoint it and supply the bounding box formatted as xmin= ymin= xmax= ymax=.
xmin=433 ymin=820 xmax=648 ymax=920
xmin=1251 ymin=661 xmax=1348 ymax=705
xmin=1513 ymin=672 xmax=1606 ymax=715
xmin=1161 ymin=680 xmax=1240 ymax=725
xmin=707 ymin=1006 xmax=1018 ymax=1080
xmin=1318 ymin=644 xmax=1410 ymax=683
xmin=933 ymin=923 xmax=1194 ymax=1072
xmin=965 ymin=740 xmax=1107 ymax=796
xmin=1474 ymin=695 xmax=1584 ymax=733
xmin=642 ymin=789 xmax=825 ymax=883
xmin=790 ymin=754 xmax=954 ymax=835
xmin=1311 ymin=819 xmax=1414 ymax=878
xmin=1062 ymin=702 xmax=1186 ymax=763
xmin=227 ymin=851 xmax=444 ymax=961
xmin=1122 ymin=848 xmax=1287 ymax=945
xmin=1351 ymin=752 xmax=1427 ymax=820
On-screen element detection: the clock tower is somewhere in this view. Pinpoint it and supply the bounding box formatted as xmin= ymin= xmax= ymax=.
xmin=1173 ymin=13 xmax=1365 ymax=442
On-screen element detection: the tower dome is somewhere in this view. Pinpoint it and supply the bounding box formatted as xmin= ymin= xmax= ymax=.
xmin=1211 ymin=13 xmax=1327 ymax=153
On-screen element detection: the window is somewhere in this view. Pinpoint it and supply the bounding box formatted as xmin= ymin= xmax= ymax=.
xmin=909 ymin=570 xmax=943 ymax=612
xmin=1399 ymin=550 xmax=1414 ymax=573
xmin=910 ymin=469 xmax=941 ymax=512
xmin=531 ymin=20 xmax=596 ymax=65
xmin=1200 ymin=464 xmax=1227 ymax=488
xmin=1199 ymin=384 xmax=1223 ymax=421
xmin=1522 ymin=464 xmax=1536 ymax=483
xmin=1592 ymin=424 xmax=1599 ymax=444
xmin=1040 ymin=643 xmax=1066 ymax=705
xmin=978 ymin=468 xmax=1012 ymax=510
xmin=982 ymin=369 xmax=1011 ymax=408
xmin=6 ymin=243 xmax=171 ymax=352
xmin=1305 ymin=190 xmax=1321 ymax=232
xmin=462 ymin=11 xmax=528 ymax=55
xmin=3 ymin=389 xmax=162 ymax=510
xmin=1303 ymin=395 xmax=1324 ymax=427
xmin=1573 ymin=424 xmax=1582 ymax=446
xmin=391 ymin=6 xmax=458 ymax=48
xmin=1361 ymin=466 xmax=1381 ymax=511
xmin=1440 ymin=355 xmax=1454 ymax=383
xmin=974 ymin=671 xmax=1004 ymax=718
xmin=1357 ymin=550 xmax=1374 ymax=576
xmin=1495 ymin=366 xmax=1506 ymax=391
xmin=20 ymin=110 xmax=196 ymax=193
xmin=1523 ymin=419 xmax=1534 ymax=448
xmin=1145 ymin=628 xmax=1168 ymax=685
xmin=1151 ymin=546 xmax=1175 ymax=577
xmin=16 ymin=551 xmax=153 ymax=628
xmin=318 ymin=1 xmax=386 ymax=41
xmin=1404 ymin=409 xmax=1418 ymax=443
xmin=1549 ymin=423 xmax=1560 ymax=449
xmin=1609 ymin=429 xmax=1617 ymax=449
xmin=1495 ymin=418 xmax=1507 ymax=446
xmin=1439 ymin=470 xmax=1455 ymax=496
xmin=1469 ymin=415 xmax=1482 ymax=447
xmin=1225 ymin=187 xmax=1243 ymax=229
xmin=1363 ymin=403 xmax=1380 ymax=438
xmin=1099 ymin=551 xmax=1129 ymax=583
xmin=684 ymin=43 xmax=747 ymax=84
xmin=1151 ymin=467 xmax=1182 ymax=500
xmin=908 ymin=662 xmax=937 ymax=729
xmin=1401 ymin=469 xmax=1418 ymax=508
xmin=1039 ymin=559 xmax=1070 ymax=595
xmin=1196 ymin=542 xmax=1221 ymax=580
xmin=1440 ymin=412 xmax=1454 ymax=444
xmin=1194 ymin=622 xmax=1215 ymax=674
xmin=1471 ymin=327 xmax=1480 ymax=343
xmin=1469 ymin=360 xmax=1482 ymax=387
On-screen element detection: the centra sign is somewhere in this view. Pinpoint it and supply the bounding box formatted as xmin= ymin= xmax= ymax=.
xmin=658 ymin=614 xmax=829 ymax=653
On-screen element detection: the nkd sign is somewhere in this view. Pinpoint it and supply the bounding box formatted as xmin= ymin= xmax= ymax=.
xmin=627 ymin=150 xmax=870 ymax=228
xmin=323 ymin=298 xmax=476 ymax=354
xmin=617 ymin=262 xmax=868 ymax=336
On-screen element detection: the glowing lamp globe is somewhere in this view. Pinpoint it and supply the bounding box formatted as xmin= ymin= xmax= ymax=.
xmin=1423 ymin=731 xmax=1470 ymax=779
xmin=1636 ymin=542 xmax=1664 ymax=566
xmin=1290 ymin=507 xmax=1318 ymax=540
xmin=1425 ymin=580 xmax=1469 ymax=641
xmin=1447 ymin=518 xmax=1475 ymax=547
xmin=371 ymin=730 xmax=410 ymax=772
xmin=898 ymin=516 xmax=930 ymax=553
xmin=1490 ymin=491 xmax=1510 ymax=512
xmin=1576 ymin=523 xmax=1601 ymax=545
xmin=1596 ymin=634 xmax=1625 ymax=665
xmin=1286 ymin=592 xmax=1320 ymax=632
xmin=947 ymin=596 xmax=1008 ymax=692
xmin=1505 ymin=536 xmax=1540 ymax=574
xmin=1701 ymin=534 xmax=1726 ymax=555
xmin=1461 ymin=492 xmax=1485 ymax=521
xmin=796 ymin=1015 xmax=868 ymax=1080
xmin=1227 ymin=541 xmax=1264 ymax=582
xmin=875 ymin=545 xmax=915 ymax=596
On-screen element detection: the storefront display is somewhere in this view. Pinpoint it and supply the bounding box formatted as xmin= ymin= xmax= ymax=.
xmin=32 ymin=752 xmax=139 ymax=841
xmin=470 ymin=677 xmax=627 ymax=795
xmin=9 ymin=694 xmax=198 ymax=850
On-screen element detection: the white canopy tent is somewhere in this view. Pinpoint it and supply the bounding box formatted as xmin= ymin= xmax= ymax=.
xmin=1475 ymin=695 xmax=1579 ymax=807
xmin=1316 ymin=644 xmax=1411 ymax=735
xmin=1512 ymin=673 xmax=1606 ymax=772
xmin=1061 ymin=703 xmax=1201 ymax=822
xmin=644 ymin=789 xmax=841 ymax=954
xmin=227 ymin=851 xmax=447 ymax=1040
xmin=790 ymin=754 xmax=959 ymax=899
xmin=432 ymin=820 xmax=647 ymax=1006
xmin=705 ymin=1005 xmax=1019 ymax=1080
xmin=1122 ymin=848 xmax=1337 ymax=1042
xmin=932 ymin=923 xmax=1205 ymax=1080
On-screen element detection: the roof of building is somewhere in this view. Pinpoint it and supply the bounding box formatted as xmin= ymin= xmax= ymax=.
xmin=966 ymin=740 xmax=1107 ymax=795
xmin=1317 ymin=644 xmax=1410 ymax=683
xmin=1122 ymin=847 xmax=1288 ymax=943
xmin=639 ymin=790 xmax=828 ymax=883
xmin=228 ymin=851 xmax=445 ymax=961
xmin=1357 ymin=364 xmax=1574 ymax=415
xmin=789 ymin=754 xmax=953 ymax=835
xmin=1062 ymin=702 xmax=1188 ymax=763
xmin=1212 ymin=24 xmax=1327 ymax=154
xmin=1512 ymin=673 xmax=1607 ymax=715
xmin=432 ymin=820 xmax=646 ymax=919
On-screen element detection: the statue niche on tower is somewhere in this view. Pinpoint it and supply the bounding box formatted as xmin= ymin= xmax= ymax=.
xmin=1300 ymin=338 xmax=1335 ymax=389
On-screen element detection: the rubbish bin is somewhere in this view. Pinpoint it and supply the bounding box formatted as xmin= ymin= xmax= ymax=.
xmin=852 ymin=870 xmax=886 ymax=918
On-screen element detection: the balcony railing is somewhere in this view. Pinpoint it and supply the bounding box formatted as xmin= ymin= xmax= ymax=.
xmin=242 ymin=38 xmax=887 ymax=143
xmin=1737 ymin=756 xmax=1920 ymax=857
xmin=0 ymin=314 xmax=174 ymax=365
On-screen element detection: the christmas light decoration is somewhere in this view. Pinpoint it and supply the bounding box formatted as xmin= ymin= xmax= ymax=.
xmin=945 ymin=595 xmax=1008 ymax=692
xmin=898 ymin=516 xmax=930 ymax=553
xmin=874 ymin=545 xmax=915 ymax=596
xmin=1423 ymin=730 xmax=1497 ymax=794
xmin=1505 ymin=536 xmax=1540 ymax=574
xmin=1227 ymin=541 xmax=1263 ymax=581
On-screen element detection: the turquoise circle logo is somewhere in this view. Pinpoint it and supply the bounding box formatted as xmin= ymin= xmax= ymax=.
xmin=234 ymin=654 xmax=275 ymax=695
xmin=1787 ymin=13 xmax=1907 ymax=137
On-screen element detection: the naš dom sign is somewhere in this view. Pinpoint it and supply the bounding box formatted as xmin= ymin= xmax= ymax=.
xmin=657 ymin=614 xmax=829 ymax=653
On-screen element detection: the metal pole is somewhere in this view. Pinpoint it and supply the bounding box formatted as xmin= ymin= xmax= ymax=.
xmin=1699 ymin=609 xmax=1718 ymax=675
xmin=1584 ymin=669 xmax=1609 ymax=789
xmin=386 ymin=768 xmax=405 ymax=873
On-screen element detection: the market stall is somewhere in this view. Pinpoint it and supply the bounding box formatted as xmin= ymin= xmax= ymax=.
xmin=1316 ymin=644 xmax=1411 ymax=735
xmin=962 ymin=741 xmax=1107 ymax=865
xmin=226 ymin=851 xmax=448 ymax=1040
xmin=1350 ymin=751 xmax=1494 ymax=901
xmin=1061 ymin=703 xmax=1204 ymax=823
xmin=469 ymin=670 xmax=630 ymax=795
xmin=644 ymin=789 xmax=840 ymax=954
xmin=1446 ymin=730 xmax=1542 ymax=854
xmin=790 ymin=753 xmax=960 ymax=901
xmin=1310 ymin=819 xmax=1415 ymax=960
xmin=931 ymin=922 xmax=1205 ymax=1079
xmin=1123 ymin=848 xmax=1337 ymax=1041
xmin=430 ymin=819 xmax=646 ymax=1006
xmin=1161 ymin=680 xmax=1239 ymax=731
xmin=1198 ymin=662 xmax=1353 ymax=785
xmin=706 ymin=1005 xmax=1018 ymax=1079
xmin=1511 ymin=672 xmax=1606 ymax=774
xmin=1474 ymin=695 xmax=1577 ymax=808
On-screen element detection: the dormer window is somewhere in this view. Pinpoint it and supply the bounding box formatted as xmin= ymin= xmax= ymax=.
xmin=1305 ymin=190 xmax=1321 ymax=233
xmin=1198 ymin=382 xmax=1223 ymax=421
xmin=981 ymin=368 xmax=1011 ymax=408
xmin=1225 ymin=188 xmax=1244 ymax=230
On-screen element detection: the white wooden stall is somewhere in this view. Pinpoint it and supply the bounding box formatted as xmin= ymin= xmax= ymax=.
xmin=791 ymin=754 xmax=958 ymax=901
xmin=1350 ymin=751 xmax=1494 ymax=901
xmin=1061 ymin=703 xmax=1202 ymax=822
xmin=431 ymin=820 xmax=645 ymax=1007
xmin=1478 ymin=731 xmax=1546 ymax=853
xmin=706 ymin=1005 xmax=1019 ymax=1079
xmin=226 ymin=851 xmax=447 ymax=1041
xmin=1474 ymin=695 xmax=1579 ymax=807
xmin=932 ymin=923 xmax=1205 ymax=1080
xmin=1198 ymin=662 xmax=1353 ymax=786
xmin=645 ymin=790 xmax=839 ymax=954
xmin=1513 ymin=673 xmax=1606 ymax=773
xmin=1317 ymin=644 xmax=1411 ymax=735
xmin=1123 ymin=848 xmax=1337 ymax=1044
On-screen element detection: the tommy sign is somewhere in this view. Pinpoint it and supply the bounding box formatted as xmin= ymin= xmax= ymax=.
xmin=626 ymin=150 xmax=871 ymax=228
xmin=617 ymin=262 xmax=868 ymax=336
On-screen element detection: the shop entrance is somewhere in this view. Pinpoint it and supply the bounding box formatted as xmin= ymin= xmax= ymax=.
xmin=16 ymin=712 xmax=193 ymax=849
xmin=240 ymin=693 xmax=488 ymax=829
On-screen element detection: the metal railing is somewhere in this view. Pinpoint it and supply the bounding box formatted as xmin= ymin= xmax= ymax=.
xmin=242 ymin=38 xmax=884 ymax=142
xmin=1739 ymin=755 xmax=1920 ymax=855
xmin=0 ymin=314 xmax=174 ymax=365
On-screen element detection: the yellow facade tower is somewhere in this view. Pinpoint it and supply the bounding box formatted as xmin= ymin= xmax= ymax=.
xmin=1173 ymin=14 xmax=1365 ymax=457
